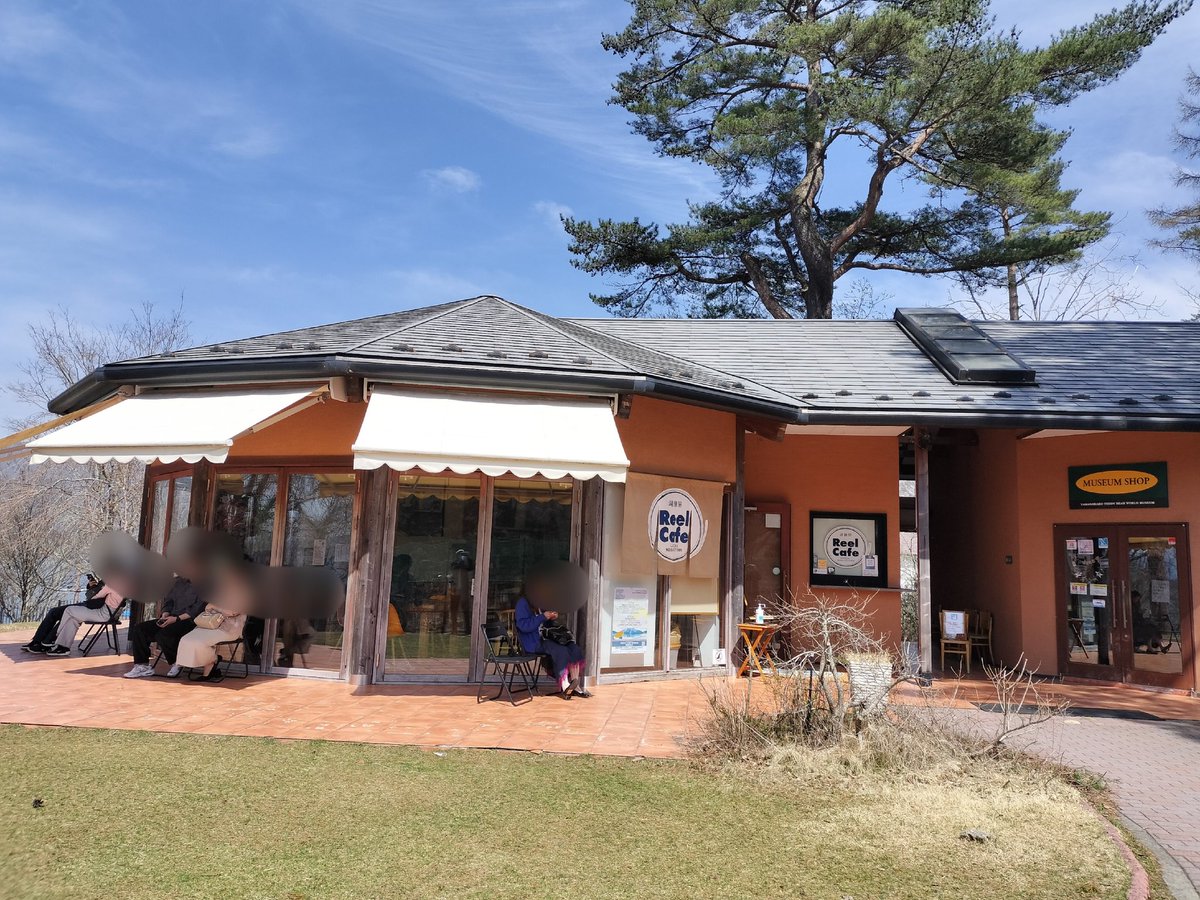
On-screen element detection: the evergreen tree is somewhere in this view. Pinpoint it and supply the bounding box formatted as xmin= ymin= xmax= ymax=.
xmin=1151 ymin=68 xmax=1200 ymax=263
xmin=565 ymin=0 xmax=1189 ymax=319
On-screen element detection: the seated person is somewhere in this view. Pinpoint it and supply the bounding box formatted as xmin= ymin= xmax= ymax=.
xmin=39 ymin=579 xmax=125 ymax=657
xmin=176 ymin=561 xmax=251 ymax=683
xmin=21 ymin=574 xmax=105 ymax=653
xmin=123 ymin=573 xmax=205 ymax=679
xmin=515 ymin=594 xmax=590 ymax=699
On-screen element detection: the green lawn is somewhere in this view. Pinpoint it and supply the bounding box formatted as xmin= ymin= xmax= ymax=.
xmin=0 ymin=726 xmax=1129 ymax=900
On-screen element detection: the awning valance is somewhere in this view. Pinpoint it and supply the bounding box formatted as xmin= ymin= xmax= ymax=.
xmin=27 ymin=387 xmax=319 ymax=464
xmin=352 ymin=388 xmax=630 ymax=482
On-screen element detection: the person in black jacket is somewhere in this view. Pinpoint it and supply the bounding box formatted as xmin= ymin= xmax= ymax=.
xmin=123 ymin=575 xmax=206 ymax=679
xmin=20 ymin=575 xmax=106 ymax=654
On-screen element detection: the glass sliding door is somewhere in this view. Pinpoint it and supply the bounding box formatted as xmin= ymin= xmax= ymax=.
xmin=482 ymin=478 xmax=574 ymax=670
xmin=383 ymin=474 xmax=481 ymax=679
xmin=276 ymin=473 xmax=354 ymax=674
xmin=213 ymin=473 xmax=279 ymax=565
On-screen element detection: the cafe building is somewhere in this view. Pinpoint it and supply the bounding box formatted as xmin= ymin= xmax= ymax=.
xmin=14 ymin=297 xmax=1200 ymax=694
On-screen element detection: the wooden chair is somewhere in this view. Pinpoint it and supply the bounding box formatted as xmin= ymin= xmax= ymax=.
xmin=939 ymin=609 xmax=972 ymax=673
xmin=968 ymin=609 xmax=993 ymax=665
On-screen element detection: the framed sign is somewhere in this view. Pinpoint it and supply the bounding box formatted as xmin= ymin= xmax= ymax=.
xmin=809 ymin=511 xmax=888 ymax=588
xmin=1068 ymin=462 xmax=1168 ymax=509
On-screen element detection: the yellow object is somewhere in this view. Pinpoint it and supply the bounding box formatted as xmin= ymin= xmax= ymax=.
xmin=386 ymin=604 xmax=404 ymax=637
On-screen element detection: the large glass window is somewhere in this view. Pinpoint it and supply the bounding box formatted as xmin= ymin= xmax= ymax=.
xmin=146 ymin=473 xmax=193 ymax=556
xmin=384 ymin=474 xmax=481 ymax=678
xmin=485 ymin=478 xmax=574 ymax=644
xmin=276 ymin=473 xmax=354 ymax=673
xmin=213 ymin=473 xmax=278 ymax=564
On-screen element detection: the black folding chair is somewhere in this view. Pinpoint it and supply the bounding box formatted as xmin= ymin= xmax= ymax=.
xmin=215 ymin=637 xmax=249 ymax=679
xmin=78 ymin=600 xmax=128 ymax=657
xmin=477 ymin=623 xmax=540 ymax=705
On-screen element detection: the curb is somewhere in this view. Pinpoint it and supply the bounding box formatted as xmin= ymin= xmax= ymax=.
xmin=1089 ymin=807 xmax=1149 ymax=900
xmin=1118 ymin=813 xmax=1200 ymax=900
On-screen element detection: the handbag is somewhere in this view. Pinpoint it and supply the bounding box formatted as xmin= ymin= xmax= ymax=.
xmin=540 ymin=622 xmax=576 ymax=646
xmin=193 ymin=609 xmax=226 ymax=630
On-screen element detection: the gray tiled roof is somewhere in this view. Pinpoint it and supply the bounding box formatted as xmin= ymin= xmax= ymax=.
xmin=572 ymin=317 xmax=1200 ymax=423
xmin=74 ymin=295 xmax=1200 ymax=428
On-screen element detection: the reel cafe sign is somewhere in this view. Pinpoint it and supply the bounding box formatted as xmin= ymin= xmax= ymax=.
xmin=1068 ymin=462 xmax=1169 ymax=509
xmin=824 ymin=525 xmax=866 ymax=568
xmin=647 ymin=487 xmax=707 ymax=563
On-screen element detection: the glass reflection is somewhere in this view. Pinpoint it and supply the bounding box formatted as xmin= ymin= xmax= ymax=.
xmin=277 ymin=473 xmax=354 ymax=672
xmin=1129 ymin=536 xmax=1183 ymax=675
xmin=384 ymin=474 xmax=480 ymax=678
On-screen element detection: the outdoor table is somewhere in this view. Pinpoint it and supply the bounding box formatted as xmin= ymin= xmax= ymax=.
xmin=737 ymin=622 xmax=780 ymax=677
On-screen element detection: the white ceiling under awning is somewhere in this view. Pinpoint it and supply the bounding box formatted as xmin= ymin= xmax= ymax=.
xmin=27 ymin=387 xmax=319 ymax=465
xmin=352 ymin=387 xmax=630 ymax=482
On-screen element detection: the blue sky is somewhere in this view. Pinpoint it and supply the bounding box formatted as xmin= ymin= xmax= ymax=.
xmin=0 ymin=0 xmax=1197 ymax=421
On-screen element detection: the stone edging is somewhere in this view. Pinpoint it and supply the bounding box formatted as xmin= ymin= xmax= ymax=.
xmin=1085 ymin=802 xmax=1150 ymax=900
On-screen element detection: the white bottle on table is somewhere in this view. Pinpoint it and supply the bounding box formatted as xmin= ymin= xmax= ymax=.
xmin=754 ymin=603 xmax=765 ymax=625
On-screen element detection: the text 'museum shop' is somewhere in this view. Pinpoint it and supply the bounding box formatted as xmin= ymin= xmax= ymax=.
xmin=17 ymin=297 xmax=1200 ymax=693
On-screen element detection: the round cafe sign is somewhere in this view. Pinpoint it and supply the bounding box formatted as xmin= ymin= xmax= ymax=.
xmin=647 ymin=488 xmax=706 ymax=562
xmin=824 ymin=525 xmax=866 ymax=568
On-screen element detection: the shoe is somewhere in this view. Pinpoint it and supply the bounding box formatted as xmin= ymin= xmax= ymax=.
xmin=165 ymin=664 xmax=181 ymax=678
xmin=573 ymin=688 xmax=594 ymax=699
xmin=123 ymin=664 xmax=155 ymax=679
xmin=200 ymin=668 xmax=224 ymax=683
xmin=20 ymin=643 xmax=45 ymax=653
xmin=44 ymin=645 xmax=71 ymax=656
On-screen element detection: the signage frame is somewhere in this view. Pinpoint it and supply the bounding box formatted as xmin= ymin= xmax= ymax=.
xmin=1068 ymin=462 xmax=1169 ymax=510
xmin=809 ymin=510 xmax=889 ymax=589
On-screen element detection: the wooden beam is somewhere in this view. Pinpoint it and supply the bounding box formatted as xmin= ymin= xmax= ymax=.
xmin=722 ymin=425 xmax=747 ymax=674
xmin=580 ymin=477 xmax=605 ymax=682
xmin=188 ymin=461 xmax=216 ymax=529
xmin=914 ymin=426 xmax=933 ymax=675
xmin=0 ymin=394 xmax=124 ymax=452
xmin=345 ymin=467 xmax=397 ymax=686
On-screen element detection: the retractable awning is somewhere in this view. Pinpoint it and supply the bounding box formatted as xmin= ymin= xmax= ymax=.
xmin=26 ymin=387 xmax=319 ymax=464
xmin=352 ymin=387 xmax=630 ymax=482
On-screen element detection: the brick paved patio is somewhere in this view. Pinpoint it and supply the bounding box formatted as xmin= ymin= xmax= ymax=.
xmin=0 ymin=626 xmax=703 ymax=758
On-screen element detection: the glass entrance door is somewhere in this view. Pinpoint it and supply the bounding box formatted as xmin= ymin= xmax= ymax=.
xmin=1057 ymin=524 xmax=1192 ymax=689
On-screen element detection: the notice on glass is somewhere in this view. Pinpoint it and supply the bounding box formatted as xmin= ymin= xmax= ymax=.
xmin=1090 ymin=583 xmax=1108 ymax=597
xmin=862 ymin=555 xmax=879 ymax=578
xmin=1092 ymin=598 xmax=1107 ymax=608
xmin=611 ymin=588 xmax=650 ymax=654
xmin=1152 ymin=580 xmax=1171 ymax=605
xmin=1077 ymin=539 xmax=1095 ymax=555
xmin=1069 ymin=582 xmax=1088 ymax=595
xmin=311 ymin=538 xmax=327 ymax=566
xmin=1066 ymin=539 xmax=1078 ymax=551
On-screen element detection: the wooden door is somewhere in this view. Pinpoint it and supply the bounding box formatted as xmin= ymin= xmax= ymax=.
xmin=744 ymin=502 xmax=790 ymax=616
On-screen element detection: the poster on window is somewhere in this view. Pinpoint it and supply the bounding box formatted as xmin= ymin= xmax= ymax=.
xmin=809 ymin=511 xmax=888 ymax=588
xmin=611 ymin=587 xmax=650 ymax=653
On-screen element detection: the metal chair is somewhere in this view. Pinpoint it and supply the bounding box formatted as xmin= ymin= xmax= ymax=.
xmin=78 ymin=600 xmax=128 ymax=657
xmin=215 ymin=637 xmax=250 ymax=679
xmin=477 ymin=622 xmax=540 ymax=705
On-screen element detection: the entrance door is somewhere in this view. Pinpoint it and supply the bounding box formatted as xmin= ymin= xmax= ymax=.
xmin=1056 ymin=524 xmax=1192 ymax=690
xmin=744 ymin=502 xmax=790 ymax=615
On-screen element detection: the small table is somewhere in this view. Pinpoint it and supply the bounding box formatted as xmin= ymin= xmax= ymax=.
xmin=737 ymin=622 xmax=780 ymax=677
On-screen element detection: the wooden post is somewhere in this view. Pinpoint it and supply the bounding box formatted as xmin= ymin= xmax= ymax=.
xmin=344 ymin=467 xmax=397 ymax=686
xmin=914 ymin=427 xmax=934 ymax=675
xmin=188 ymin=460 xmax=216 ymax=529
xmin=722 ymin=425 xmax=746 ymax=674
xmin=131 ymin=467 xmax=155 ymax=628
xmin=580 ymin=477 xmax=605 ymax=681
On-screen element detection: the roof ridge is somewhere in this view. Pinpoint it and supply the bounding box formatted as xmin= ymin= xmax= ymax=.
xmin=343 ymin=295 xmax=491 ymax=352
xmin=504 ymin=301 xmax=638 ymax=370
xmin=556 ymin=314 xmax=797 ymax=403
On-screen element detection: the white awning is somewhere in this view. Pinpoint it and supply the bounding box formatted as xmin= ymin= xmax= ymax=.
xmin=27 ymin=387 xmax=319 ymax=464
xmin=352 ymin=387 xmax=630 ymax=482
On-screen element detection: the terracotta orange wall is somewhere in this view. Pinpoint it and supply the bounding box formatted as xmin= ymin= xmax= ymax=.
xmin=616 ymin=396 xmax=736 ymax=483
xmin=1013 ymin=431 xmax=1200 ymax=677
xmin=743 ymin=433 xmax=902 ymax=649
xmin=225 ymin=398 xmax=366 ymax=463
xmin=928 ymin=431 xmax=1024 ymax=664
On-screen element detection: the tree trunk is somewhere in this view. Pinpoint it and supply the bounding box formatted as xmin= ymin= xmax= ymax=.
xmin=788 ymin=199 xmax=835 ymax=319
xmin=1006 ymin=263 xmax=1020 ymax=320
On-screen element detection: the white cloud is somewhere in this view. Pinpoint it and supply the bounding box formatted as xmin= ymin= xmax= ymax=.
xmin=533 ymin=200 xmax=573 ymax=227
xmin=421 ymin=166 xmax=482 ymax=193
xmin=212 ymin=126 xmax=285 ymax=160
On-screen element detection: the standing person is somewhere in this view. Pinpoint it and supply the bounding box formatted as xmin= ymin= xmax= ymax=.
xmin=21 ymin=574 xmax=104 ymax=654
xmin=123 ymin=574 xmax=205 ymax=679
xmin=515 ymin=594 xmax=590 ymax=699
xmin=42 ymin=581 xmax=125 ymax=656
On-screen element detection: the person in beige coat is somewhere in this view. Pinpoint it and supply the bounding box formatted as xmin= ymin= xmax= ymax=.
xmin=177 ymin=563 xmax=251 ymax=683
